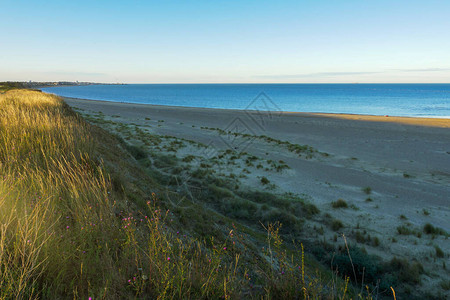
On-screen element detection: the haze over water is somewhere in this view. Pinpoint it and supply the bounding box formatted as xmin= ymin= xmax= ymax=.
xmin=42 ymin=84 xmax=450 ymax=118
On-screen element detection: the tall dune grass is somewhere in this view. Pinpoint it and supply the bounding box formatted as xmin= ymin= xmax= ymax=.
xmin=0 ymin=90 xmax=118 ymax=297
xmin=0 ymin=90 xmax=242 ymax=298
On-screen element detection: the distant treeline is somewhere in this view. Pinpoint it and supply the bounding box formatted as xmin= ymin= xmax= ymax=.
xmin=0 ymin=82 xmax=30 ymax=92
xmin=0 ymin=81 xmax=122 ymax=91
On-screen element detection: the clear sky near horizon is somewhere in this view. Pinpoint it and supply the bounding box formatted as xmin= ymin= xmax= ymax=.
xmin=1 ymin=0 xmax=449 ymax=83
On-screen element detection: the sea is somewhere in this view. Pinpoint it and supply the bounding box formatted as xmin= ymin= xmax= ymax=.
xmin=41 ymin=84 xmax=450 ymax=118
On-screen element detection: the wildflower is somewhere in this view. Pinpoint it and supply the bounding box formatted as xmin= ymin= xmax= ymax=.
xmin=223 ymin=247 xmax=227 ymax=250
xmin=167 ymin=257 xmax=170 ymax=261
xmin=66 ymin=226 xmax=69 ymax=229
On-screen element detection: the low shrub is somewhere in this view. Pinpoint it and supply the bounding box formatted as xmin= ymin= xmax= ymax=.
xmin=387 ymin=257 xmax=424 ymax=285
xmin=397 ymin=225 xmax=413 ymax=235
xmin=435 ymin=245 xmax=445 ymax=258
xmin=331 ymin=199 xmax=348 ymax=208
xmin=423 ymin=223 xmax=447 ymax=236
xmin=332 ymin=246 xmax=379 ymax=284
xmin=372 ymin=236 xmax=380 ymax=247
xmin=331 ymin=219 xmax=344 ymax=231
xmin=261 ymin=209 xmax=303 ymax=234
xmin=208 ymin=184 xmax=234 ymax=200
xmin=260 ymin=176 xmax=270 ymax=185
xmin=362 ymin=186 xmax=372 ymax=194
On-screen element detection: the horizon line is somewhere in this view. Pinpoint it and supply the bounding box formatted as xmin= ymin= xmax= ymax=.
xmin=35 ymin=82 xmax=450 ymax=85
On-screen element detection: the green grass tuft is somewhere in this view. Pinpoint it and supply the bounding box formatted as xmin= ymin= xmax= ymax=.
xmin=331 ymin=199 xmax=348 ymax=209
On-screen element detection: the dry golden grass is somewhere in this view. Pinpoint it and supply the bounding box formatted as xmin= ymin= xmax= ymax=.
xmin=0 ymin=90 xmax=117 ymax=297
xmin=0 ymin=90 xmax=243 ymax=298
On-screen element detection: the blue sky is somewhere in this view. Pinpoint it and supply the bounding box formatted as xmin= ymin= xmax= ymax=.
xmin=1 ymin=0 xmax=449 ymax=83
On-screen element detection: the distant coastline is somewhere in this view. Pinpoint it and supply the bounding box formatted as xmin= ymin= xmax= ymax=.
xmin=34 ymin=82 xmax=125 ymax=88
xmin=0 ymin=81 xmax=125 ymax=90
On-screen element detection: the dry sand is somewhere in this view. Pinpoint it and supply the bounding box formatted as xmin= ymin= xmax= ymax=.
xmin=65 ymin=97 xmax=450 ymax=291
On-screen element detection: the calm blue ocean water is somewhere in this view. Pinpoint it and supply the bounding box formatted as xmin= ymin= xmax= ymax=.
xmin=41 ymin=84 xmax=450 ymax=118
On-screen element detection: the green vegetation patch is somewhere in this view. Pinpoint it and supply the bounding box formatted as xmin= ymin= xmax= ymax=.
xmin=423 ymin=223 xmax=448 ymax=236
xmin=331 ymin=199 xmax=348 ymax=208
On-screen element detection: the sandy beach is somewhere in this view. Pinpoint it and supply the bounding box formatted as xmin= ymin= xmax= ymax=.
xmin=65 ymin=97 xmax=450 ymax=220
xmin=65 ymin=96 xmax=450 ymax=292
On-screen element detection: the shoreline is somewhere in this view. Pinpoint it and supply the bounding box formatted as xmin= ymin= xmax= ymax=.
xmin=62 ymin=96 xmax=450 ymax=128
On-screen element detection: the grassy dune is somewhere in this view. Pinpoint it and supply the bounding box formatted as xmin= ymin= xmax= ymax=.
xmin=0 ymin=89 xmax=244 ymax=298
xmin=0 ymin=89 xmax=391 ymax=299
